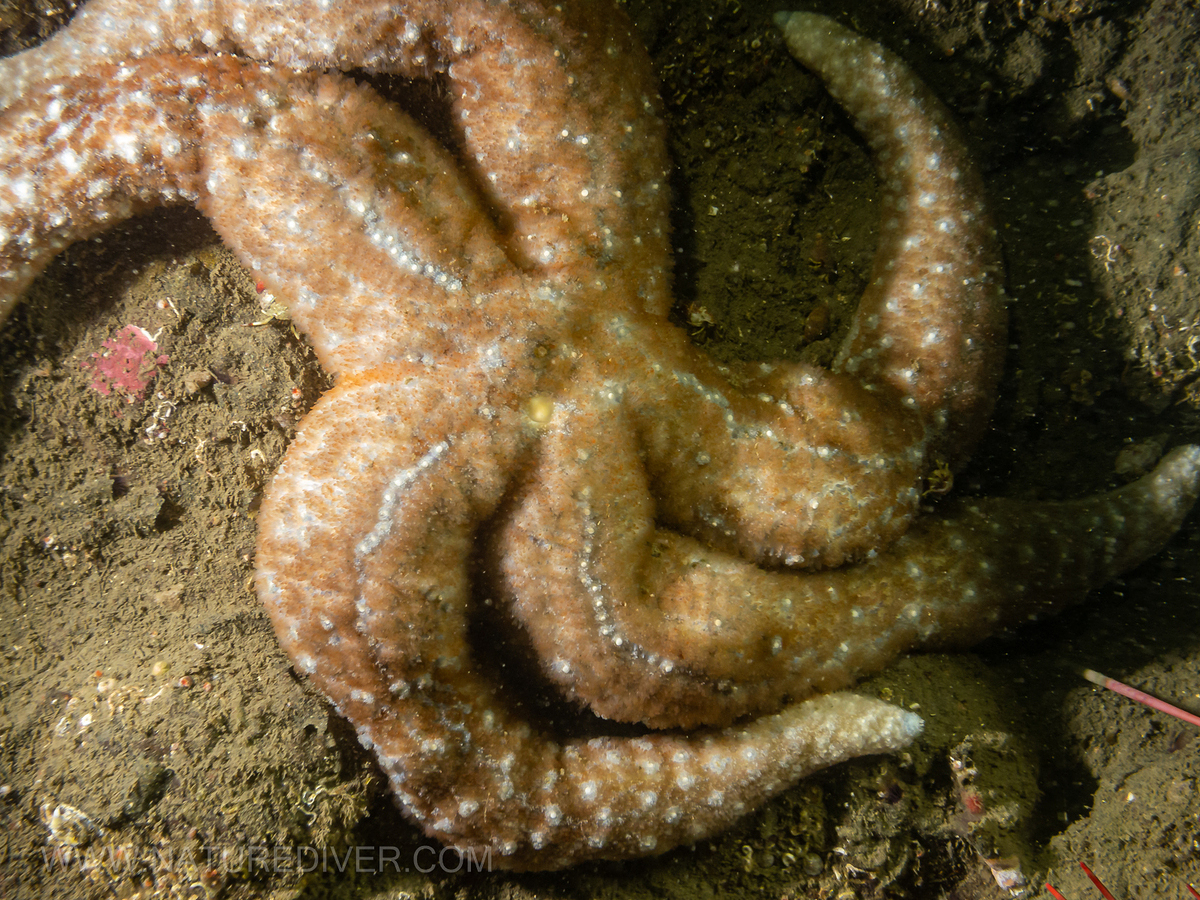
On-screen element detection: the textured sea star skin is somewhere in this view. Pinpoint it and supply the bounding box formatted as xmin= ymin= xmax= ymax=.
xmin=1 ymin=0 xmax=1198 ymax=871
xmin=0 ymin=2 xmax=939 ymax=571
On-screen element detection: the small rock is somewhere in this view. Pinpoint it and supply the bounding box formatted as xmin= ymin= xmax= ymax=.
xmin=1115 ymin=434 xmax=1169 ymax=477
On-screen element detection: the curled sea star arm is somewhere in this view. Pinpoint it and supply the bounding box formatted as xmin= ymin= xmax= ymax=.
xmin=0 ymin=0 xmax=676 ymax=303
xmin=618 ymin=327 xmax=926 ymax=568
xmin=777 ymin=12 xmax=1007 ymax=465
xmin=0 ymin=55 xmax=530 ymax=376
xmin=0 ymin=58 xmax=207 ymax=326
xmin=255 ymin=367 xmax=925 ymax=870
xmin=502 ymin=384 xmax=1200 ymax=729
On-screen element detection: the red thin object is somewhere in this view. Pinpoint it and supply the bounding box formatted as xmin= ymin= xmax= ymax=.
xmin=1187 ymin=885 xmax=1200 ymax=900
xmin=1079 ymin=862 xmax=1117 ymax=900
xmin=1044 ymin=884 xmax=1067 ymax=900
xmin=1083 ymin=669 xmax=1200 ymax=728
